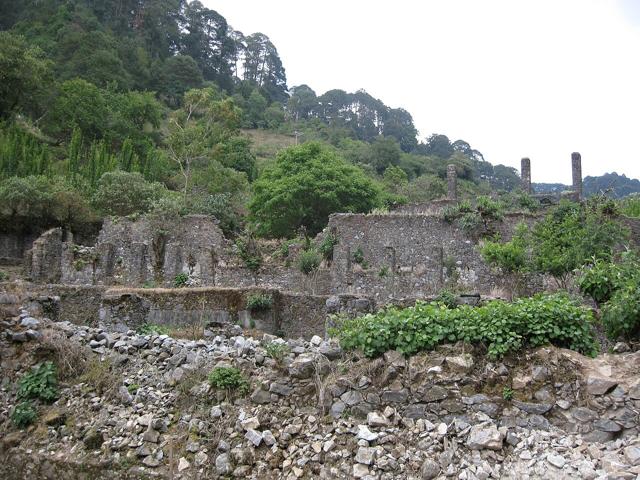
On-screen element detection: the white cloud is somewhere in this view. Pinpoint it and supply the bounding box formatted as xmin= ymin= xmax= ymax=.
xmin=206 ymin=0 xmax=640 ymax=183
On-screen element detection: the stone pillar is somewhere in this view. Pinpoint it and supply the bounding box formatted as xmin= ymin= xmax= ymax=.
xmin=447 ymin=164 xmax=457 ymax=201
xmin=571 ymin=152 xmax=582 ymax=200
xmin=521 ymin=157 xmax=531 ymax=194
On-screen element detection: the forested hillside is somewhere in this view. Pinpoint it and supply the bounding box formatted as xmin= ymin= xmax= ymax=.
xmin=534 ymin=173 xmax=640 ymax=199
xmin=0 ymin=0 xmax=600 ymax=239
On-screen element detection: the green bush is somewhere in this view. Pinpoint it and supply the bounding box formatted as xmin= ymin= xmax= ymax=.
xmin=246 ymin=293 xmax=273 ymax=312
xmin=11 ymin=401 xmax=37 ymax=427
xmin=264 ymin=342 xmax=290 ymax=362
xmin=620 ymin=195 xmax=640 ymax=218
xmin=434 ymin=289 xmax=457 ymax=309
xmin=137 ymin=323 xmax=170 ymax=335
xmin=17 ymin=361 xmax=58 ymax=403
xmin=208 ymin=367 xmax=249 ymax=395
xmin=602 ymin=282 xmax=640 ymax=339
xmin=318 ymin=233 xmax=339 ymax=262
xmin=298 ymin=249 xmax=321 ymax=275
xmin=331 ymin=293 xmax=597 ymax=359
xmin=173 ymin=272 xmax=189 ymax=288
xmin=578 ymin=259 xmax=623 ymax=305
xmin=0 ymin=270 xmax=8 ymax=281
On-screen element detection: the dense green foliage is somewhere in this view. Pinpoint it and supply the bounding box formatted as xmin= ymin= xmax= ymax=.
xmin=208 ymin=367 xmax=249 ymax=395
xmin=297 ymin=249 xmax=322 ymax=275
xmin=332 ymin=293 xmax=598 ymax=359
xmin=246 ymin=293 xmax=273 ymax=312
xmin=482 ymin=199 xmax=627 ymax=288
xmin=579 ymin=253 xmax=640 ymax=339
xmin=11 ymin=401 xmax=37 ymax=428
xmin=250 ymin=143 xmax=381 ymax=237
xmin=17 ymin=361 xmax=59 ymax=403
xmin=0 ymin=0 xmax=530 ymax=241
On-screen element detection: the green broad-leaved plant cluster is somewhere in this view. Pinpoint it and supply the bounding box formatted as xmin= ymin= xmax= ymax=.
xmin=579 ymin=252 xmax=640 ymax=339
xmin=331 ymin=293 xmax=598 ymax=359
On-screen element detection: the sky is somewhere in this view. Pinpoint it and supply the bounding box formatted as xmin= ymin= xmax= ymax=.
xmin=206 ymin=0 xmax=640 ymax=183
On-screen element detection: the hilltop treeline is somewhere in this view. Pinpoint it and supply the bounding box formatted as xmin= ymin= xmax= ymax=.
xmin=1 ymin=0 xmax=523 ymax=237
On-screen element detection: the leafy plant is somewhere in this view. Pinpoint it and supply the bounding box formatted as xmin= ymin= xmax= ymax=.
xmin=127 ymin=383 xmax=140 ymax=394
xmin=208 ymin=367 xmax=249 ymax=395
xmin=235 ymin=232 xmax=262 ymax=272
xmin=17 ymin=361 xmax=59 ymax=403
xmin=264 ymin=342 xmax=290 ymax=363
xmin=318 ymin=233 xmax=339 ymax=262
xmin=602 ymin=283 xmax=640 ymax=339
xmin=502 ymin=386 xmax=514 ymax=401
xmin=298 ymin=249 xmax=321 ymax=275
xmin=434 ymin=289 xmax=457 ymax=309
xmin=137 ymin=323 xmax=170 ymax=335
xmin=352 ymin=247 xmax=365 ymax=265
xmin=246 ymin=293 xmax=273 ymax=312
xmin=0 ymin=270 xmax=8 ymax=281
xmin=378 ymin=266 xmax=389 ymax=278
xmin=331 ymin=293 xmax=598 ymax=359
xmin=173 ymin=273 xmax=189 ymax=288
xmin=578 ymin=259 xmax=622 ymax=305
xmin=11 ymin=401 xmax=37 ymax=427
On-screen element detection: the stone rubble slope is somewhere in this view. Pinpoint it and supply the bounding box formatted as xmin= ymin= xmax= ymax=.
xmin=1 ymin=309 xmax=640 ymax=479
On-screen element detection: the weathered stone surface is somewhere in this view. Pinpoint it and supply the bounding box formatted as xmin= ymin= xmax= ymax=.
xmin=586 ymin=376 xmax=618 ymax=395
xmin=467 ymin=424 xmax=504 ymax=450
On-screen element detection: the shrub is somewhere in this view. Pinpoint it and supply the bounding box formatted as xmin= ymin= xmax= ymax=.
xmin=578 ymin=259 xmax=622 ymax=305
xmin=11 ymin=401 xmax=37 ymax=427
xmin=579 ymin=252 xmax=640 ymax=340
xmin=434 ymin=289 xmax=457 ymax=309
xmin=173 ymin=272 xmax=189 ymax=288
xmin=318 ymin=233 xmax=339 ymax=262
xmin=620 ymin=194 xmax=640 ymax=218
xmin=137 ymin=323 xmax=170 ymax=335
xmin=127 ymin=384 xmax=140 ymax=394
xmin=0 ymin=270 xmax=8 ymax=281
xmin=235 ymin=232 xmax=262 ymax=272
xmin=298 ymin=249 xmax=321 ymax=275
xmin=264 ymin=342 xmax=290 ymax=363
xmin=93 ymin=171 xmax=165 ymax=217
xmin=246 ymin=293 xmax=273 ymax=312
xmin=352 ymin=247 xmax=369 ymax=268
xmin=602 ymin=282 xmax=640 ymax=339
xmin=17 ymin=361 xmax=58 ymax=403
xmin=502 ymin=387 xmax=514 ymax=401
xmin=331 ymin=293 xmax=597 ymax=359
xmin=208 ymin=367 xmax=249 ymax=395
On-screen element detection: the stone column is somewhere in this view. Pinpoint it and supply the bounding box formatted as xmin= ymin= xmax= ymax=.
xmin=447 ymin=164 xmax=457 ymax=201
xmin=571 ymin=152 xmax=582 ymax=200
xmin=521 ymin=157 xmax=531 ymax=194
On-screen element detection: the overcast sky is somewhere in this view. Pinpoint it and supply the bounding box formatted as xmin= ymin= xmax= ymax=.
xmin=207 ymin=0 xmax=640 ymax=183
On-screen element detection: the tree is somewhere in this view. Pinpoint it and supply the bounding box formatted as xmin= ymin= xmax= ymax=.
xmin=370 ymin=136 xmax=402 ymax=174
xmin=0 ymin=32 xmax=52 ymax=119
xmin=93 ymin=171 xmax=164 ymax=216
xmin=287 ymin=85 xmax=317 ymax=121
xmin=242 ymin=33 xmax=288 ymax=102
xmin=49 ymin=79 xmax=108 ymax=140
xmin=157 ymin=55 xmax=204 ymax=106
xmin=249 ymin=142 xmax=381 ymax=237
xmin=422 ymin=134 xmax=454 ymax=158
xmin=166 ymin=88 xmax=242 ymax=198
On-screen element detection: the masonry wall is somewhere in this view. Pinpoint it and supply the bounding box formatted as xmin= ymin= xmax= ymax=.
xmin=0 ymin=233 xmax=39 ymax=265
xmin=25 ymin=285 xmax=372 ymax=339
xmin=327 ymin=212 xmax=540 ymax=302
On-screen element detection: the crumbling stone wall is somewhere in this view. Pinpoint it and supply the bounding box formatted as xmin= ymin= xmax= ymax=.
xmin=327 ymin=212 xmax=540 ymax=302
xmin=0 ymin=232 xmax=40 ymax=266
xmin=28 ymin=285 xmax=373 ymax=339
xmin=24 ymin=229 xmax=63 ymax=283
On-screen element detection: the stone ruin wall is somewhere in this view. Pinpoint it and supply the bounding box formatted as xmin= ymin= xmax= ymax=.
xmin=21 ymin=285 xmax=373 ymax=339
xmin=326 ymin=212 xmax=542 ymax=302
